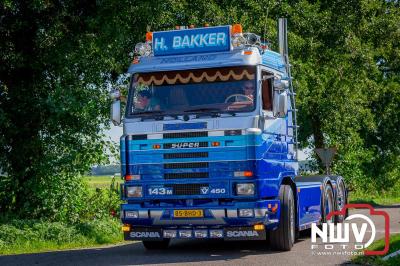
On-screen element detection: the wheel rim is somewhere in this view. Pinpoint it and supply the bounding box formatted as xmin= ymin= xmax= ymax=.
xmin=325 ymin=188 xmax=334 ymax=223
xmin=336 ymin=182 xmax=346 ymax=220
xmin=290 ymin=194 xmax=295 ymax=242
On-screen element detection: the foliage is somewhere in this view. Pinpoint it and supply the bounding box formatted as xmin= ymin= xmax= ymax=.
xmin=352 ymin=234 xmax=400 ymax=266
xmin=0 ymin=217 xmax=122 ymax=255
xmin=0 ymin=0 xmax=399 ymax=220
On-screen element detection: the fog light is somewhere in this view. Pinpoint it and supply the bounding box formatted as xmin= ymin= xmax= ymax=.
xmin=238 ymin=209 xmax=254 ymax=217
xmin=194 ymin=230 xmax=208 ymax=238
xmin=236 ymin=183 xmax=255 ymax=195
xmin=254 ymin=224 xmax=265 ymax=231
xmin=163 ymin=230 xmax=177 ymax=238
xmin=179 ymin=230 xmax=192 ymax=238
xmin=210 ymin=229 xmax=223 ymax=238
xmin=122 ymin=224 xmax=131 ymax=232
xmin=125 ymin=211 xmax=139 ymax=218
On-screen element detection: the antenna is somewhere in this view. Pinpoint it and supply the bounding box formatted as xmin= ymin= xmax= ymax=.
xmin=262 ymin=1 xmax=270 ymax=45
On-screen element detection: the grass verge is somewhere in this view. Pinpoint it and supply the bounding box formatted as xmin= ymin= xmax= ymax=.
xmin=0 ymin=218 xmax=124 ymax=255
xmin=349 ymin=194 xmax=400 ymax=206
xmin=84 ymin=175 xmax=122 ymax=189
xmin=352 ymin=234 xmax=400 ymax=266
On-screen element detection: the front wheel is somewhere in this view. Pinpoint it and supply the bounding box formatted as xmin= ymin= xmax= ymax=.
xmin=269 ymin=185 xmax=295 ymax=251
xmin=142 ymin=239 xmax=170 ymax=250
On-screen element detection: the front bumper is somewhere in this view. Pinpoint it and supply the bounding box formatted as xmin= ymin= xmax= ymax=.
xmin=121 ymin=199 xmax=280 ymax=228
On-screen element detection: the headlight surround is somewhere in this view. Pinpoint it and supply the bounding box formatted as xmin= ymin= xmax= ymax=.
xmin=238 ymin=208 xmax=254 ymax=217
xmin=236 ymin=183 xmax=255 ymax=196
xmin=126 ymin=186 xmax=142 ymax=198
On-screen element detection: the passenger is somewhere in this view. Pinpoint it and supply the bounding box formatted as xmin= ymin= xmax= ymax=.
xmin=135 ymin=90 xmax=161 ymax=111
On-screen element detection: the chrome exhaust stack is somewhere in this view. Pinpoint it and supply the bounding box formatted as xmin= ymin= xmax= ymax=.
xmin=278 ymin=18 xmax=288 ymax=58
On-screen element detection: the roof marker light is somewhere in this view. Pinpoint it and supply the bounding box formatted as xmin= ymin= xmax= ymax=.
xmin=231 ymin=24 xmax=243 ymax=35
xmin=145 ymin=32 xmax=153 ymax=42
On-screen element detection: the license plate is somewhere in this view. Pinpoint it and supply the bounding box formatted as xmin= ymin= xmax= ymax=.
xmin=173 ymin=209 xmax=203 ymax=218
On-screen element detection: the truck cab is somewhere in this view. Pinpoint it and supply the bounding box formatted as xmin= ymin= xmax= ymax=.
xmin=112 ymin=21 xmax=347 ymax=251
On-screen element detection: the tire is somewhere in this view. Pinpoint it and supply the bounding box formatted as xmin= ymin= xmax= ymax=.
xmin=269 ymin=185 xmax=295 ymax=251
xmin=322 ymin=184 xmax=335 ymax=223
xmin=335 ymin=178 xmax=347 ymax=223
xmin=142 ymin=239 xmax=170 ymax=250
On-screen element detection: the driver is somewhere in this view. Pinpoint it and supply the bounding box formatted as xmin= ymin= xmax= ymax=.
xmin=242 ymin=81 xmax=255 ymax=102
xmin=135 ymin=90 xmax=160 ymax=111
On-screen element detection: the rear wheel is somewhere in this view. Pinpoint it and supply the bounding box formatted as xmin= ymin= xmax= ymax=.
xmin=142 ymin=239 xmax=170 ymax=250
xmin=269 ymin=185 xmax=295 ymax=251
xmin=322 ymin=184 xmax=335 ymax=223
xmin=335 ymin=179 xmax=347 ymax=223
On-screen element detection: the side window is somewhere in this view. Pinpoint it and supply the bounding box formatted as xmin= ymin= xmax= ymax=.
xmin=261 ymin=72 xmax=273 ymax=111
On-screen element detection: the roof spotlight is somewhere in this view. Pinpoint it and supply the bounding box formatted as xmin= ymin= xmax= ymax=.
xmin=135 ymin=42 xmax=152 ymax=56
xmin=244 ymin=33 xmax=261 ymax=45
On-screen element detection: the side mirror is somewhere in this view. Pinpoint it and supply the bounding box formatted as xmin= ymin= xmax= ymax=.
xmin=273 ymin=91 xmax=288 ymax=118
xmin=110 ymin=90 xmax=121 ymax=126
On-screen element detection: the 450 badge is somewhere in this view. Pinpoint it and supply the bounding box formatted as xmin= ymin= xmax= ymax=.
xmin=200 ymin=186 xmax=226 ymax=195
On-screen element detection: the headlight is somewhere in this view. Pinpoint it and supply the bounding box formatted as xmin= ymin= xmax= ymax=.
xmin=135 ymin=42 xmax=152 ymax=56
xmin=126 ymin=186 xmax=142 ymax=197
xmin=236 ymin=183 xmax=255 ymax=195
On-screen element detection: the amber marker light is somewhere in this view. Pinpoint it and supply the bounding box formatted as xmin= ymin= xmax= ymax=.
xmin=211 ymin=141 xmax=220 ymax=147
xmin=243 ymin=50 xmax=253 ymax=55
xmin=254 ymin=224 xmax=265 ymax=231
xmin=243 ymin=171 xmax=253 ymax=177
xmin=153 ymin=144 xmax=161 ymax=149
xmin=231 ymin=24 xmax=243 ymax=35
xmin=145 ymin=32 xmax=153 ymax=42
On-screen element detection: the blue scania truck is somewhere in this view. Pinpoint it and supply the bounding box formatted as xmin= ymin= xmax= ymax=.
xmin=110 ymin=19 xmax=347 ymax=251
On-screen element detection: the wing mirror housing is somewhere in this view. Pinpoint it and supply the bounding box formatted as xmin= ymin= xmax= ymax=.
xmin=110 ymin=89 xmax=121 ymax=126
xmin=273 ymin=91 xmax=288 ymax=118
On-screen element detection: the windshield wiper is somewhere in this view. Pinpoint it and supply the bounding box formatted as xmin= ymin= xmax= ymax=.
xmin=184 ymin=107 xmax=221 ymax=113
xmin=133 ymin=110 xmax=165 ymax=115
xmin=184 ymin=108 xmax=221 ymax=118
xmin=132 ymin=110 xmax=166 ymax=121
xmin=184 ymin=107 xmax=237 ymax=118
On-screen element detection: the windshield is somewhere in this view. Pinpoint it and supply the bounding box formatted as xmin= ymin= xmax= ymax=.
xmin=127 ymin=66 xmax=257 ymax=117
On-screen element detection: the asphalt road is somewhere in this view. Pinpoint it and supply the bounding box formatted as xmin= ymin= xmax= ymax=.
xmin=1 ymin=206 xmax=399 ymax=266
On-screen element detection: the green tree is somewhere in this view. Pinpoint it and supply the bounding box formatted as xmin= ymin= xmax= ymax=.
xmin=1 ymin=0 xmax=399 ymax=220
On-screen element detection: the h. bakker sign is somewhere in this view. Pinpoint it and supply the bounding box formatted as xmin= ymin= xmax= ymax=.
xmin=153 ymin=26 xmax=231 ymax=56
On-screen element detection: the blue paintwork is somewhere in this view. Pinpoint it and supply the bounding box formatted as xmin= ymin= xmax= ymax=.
xmin=163 ymin=122 xmax=207 ymax=130
xmin=120 ymin=27 xmax=328 ymax=237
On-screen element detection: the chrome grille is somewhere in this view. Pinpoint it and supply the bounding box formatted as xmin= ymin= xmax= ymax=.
xmin=164 ymin=172 xmax=209 ymax=179
xmin=163 ymin=131 xmax=208 ymax=139
xmin=164 ymin=162 xmax=209 ymax=169
xmin=163 ymin=152 xmax=208 ymax=159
